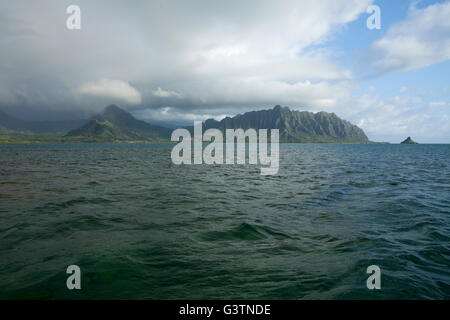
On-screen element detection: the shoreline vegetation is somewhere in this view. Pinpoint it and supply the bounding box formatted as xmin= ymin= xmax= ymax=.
xmin=0 ymin=136 xmax=391 ymax=144
xmin=0 ymin=136 xmax=169 ymax=144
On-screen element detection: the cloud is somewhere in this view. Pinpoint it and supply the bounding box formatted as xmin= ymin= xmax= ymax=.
xmin=427 ymin=101 xmax=450 ymax=110
xmin=0 ymin=0 xmax=371 ymax=117
xmin=339 ymin=89 xmax=450 ymax=143
xmin=366 ymin=1 xmax=450 ymax=75
xmin=133 ymin=106 xmax=229 ymax=127
xmin=178 ymin=78 xmax=351 ymax=109
xmin=152 ymin=87 xmax=182 ymax=98
xmin=76 ymin=79 xmax=142 ymax=105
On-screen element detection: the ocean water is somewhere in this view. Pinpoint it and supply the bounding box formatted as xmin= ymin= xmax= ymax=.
xmin=0 ymin=143 xmax=449 ymax=299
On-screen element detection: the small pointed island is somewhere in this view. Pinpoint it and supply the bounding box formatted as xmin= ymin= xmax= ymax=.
xmin=401 ymin=137 xmax=418 ymax=144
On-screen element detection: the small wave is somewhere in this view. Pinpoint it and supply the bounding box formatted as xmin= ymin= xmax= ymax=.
xmin=199 ymin=222 xmax=291 ymax=241
xmin=34 ymin=197 xmax=116 ymax=211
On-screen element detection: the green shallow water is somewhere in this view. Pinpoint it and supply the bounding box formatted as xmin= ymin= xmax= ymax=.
xmin=0 ymin=143 xmax=449 ymax=299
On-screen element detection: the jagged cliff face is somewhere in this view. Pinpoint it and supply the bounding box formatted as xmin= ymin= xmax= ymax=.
xmin=199 ymin=106 xmax=370 ymax=143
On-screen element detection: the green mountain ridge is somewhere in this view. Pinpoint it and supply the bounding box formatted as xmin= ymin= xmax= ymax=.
xmin=66 ymin=105 xmax=171 ymax=141
xmin=189 ymin=105 xmax=370 ymax=143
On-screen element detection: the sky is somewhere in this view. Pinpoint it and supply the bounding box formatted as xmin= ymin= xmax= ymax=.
xmin=0 ymin=0 xmax=449 ymax=143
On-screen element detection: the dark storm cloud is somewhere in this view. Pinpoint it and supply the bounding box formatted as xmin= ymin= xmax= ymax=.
xmin=0 ymin=0 xmax=372 ymax=121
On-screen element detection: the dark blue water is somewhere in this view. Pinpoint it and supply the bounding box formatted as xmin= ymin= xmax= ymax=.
xmin=0 ymin=143 xmax=449 ymax=299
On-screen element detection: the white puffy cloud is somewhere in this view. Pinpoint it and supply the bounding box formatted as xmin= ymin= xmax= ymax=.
xmin=367 ymin=1 xmax=450 ymax=75
xmin=152 ymin=87 xmax=181 ymax=98
xmin=76 ymin=79 xmax=142 ymax=105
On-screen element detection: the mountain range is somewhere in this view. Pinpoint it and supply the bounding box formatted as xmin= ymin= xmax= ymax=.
xmin=0 ymin=105 xmax=371 ymax=143
xmin=189 ymin=105 xmax=369 ymax=143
